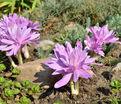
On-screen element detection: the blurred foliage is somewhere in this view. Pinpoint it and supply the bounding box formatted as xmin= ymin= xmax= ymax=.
xmin=103 ymin=43 xmax=117 ymax=56
xmin=108 ymin=58 xmax=121 ymax=66
xmin=29 ymin=0 xmax=121 ymax=31
xmin=53 ymin=18 xmax=99 ymax=47
xmin=0 ymin=0 xmax=40 ymax=15
xmin=37 ymin=47 xmax=52 ymax=58
xmin=106 ymin=14 xmax=121 ymax=38
xmin=54 ymin=23 xmax=87 ymax=47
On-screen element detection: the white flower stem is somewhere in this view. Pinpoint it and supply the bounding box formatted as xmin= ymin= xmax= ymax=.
xmin=17 ymin=50 xmax=23 ymax=65
xmin=70 ymin=78 xmax=79 ymax=97
xmin=8 ymin=56 xmax=17 ymax=68
xmin=22 ymin=45 xmax=30 ymax=59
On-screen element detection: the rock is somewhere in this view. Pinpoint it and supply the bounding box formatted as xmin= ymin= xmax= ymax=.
xmin=110 ymin=62 xmax=121 ymax=81
xmin=38 ymin=40 xmax=55 ymax=51
xmin=112 ymin=44 xmax=121 ymax=58
xmin=64 ymin=22 xmax=78 ymax=31
xmin=49 ymin=93 xmax=55 ymax=99
xmin=5 ymin=72 xmax=12 ymax=77
xmin=17 ymin=58 xmax=61 ymax=88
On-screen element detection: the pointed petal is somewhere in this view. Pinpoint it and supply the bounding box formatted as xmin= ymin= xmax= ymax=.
xmin=54 ymin=73 xmax=72 ymax=88
xmin=73 ymin=70 xmax=81 ymax=82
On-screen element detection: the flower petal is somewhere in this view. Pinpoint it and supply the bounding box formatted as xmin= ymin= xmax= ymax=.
xmin=54 ymin=73 xmax=72 ymax=88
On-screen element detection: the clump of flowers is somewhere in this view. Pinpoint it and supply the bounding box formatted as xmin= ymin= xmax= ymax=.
xmin=45 ymin=41 xmax=101 ymax=96
xmin=84 ymin=25 xmax=121 ymax=57
xmin=0 ymin=13 xmax=41 ymax=67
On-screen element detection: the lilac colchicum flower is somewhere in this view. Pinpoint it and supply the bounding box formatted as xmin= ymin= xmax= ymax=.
xmin=0 ymin=13 xmax=41 ymax=66
xmin=85 ymin=25 xmax=121 ymax=57
xmin=0 ymin=25 xmax=40 ymax=56
xmin=84 ymin=35 xmax=104 ymax=57
xmin=0 ymin=13 xmax=41 ymax=31
xmin=45 ymin=41 xmax=101 ymax=95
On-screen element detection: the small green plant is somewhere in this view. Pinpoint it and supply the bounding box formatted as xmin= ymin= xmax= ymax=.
xmin=0 ymin=74 xmax=41 ymax=103
xmin=30 ymin=85 xmax=41 ymax=93
xmin=4 ymin=80 xmax=13 ymax=88
xmin=14 ymin=82 xmax=22 ymax=89
xmin=0 ymin=77 xmax=5 ymax=85
xmin=22 ymin=80 xmax=31 ymax=88
xmin=0 ymin=63 xmax=6 ymax=72
xmin=11 ymin=68 xmax=21 ymax=78
xmin=110 ymin=80 xmax=121 ymax=104
xmin=110 ymin=80 xmax=121 ymax=92
xmin=4 ymin=89 xmax=14 ymax=99
xmin=18 ymin=96 xmax=31 ymax=104
xmin=12 ymin=68 xmax=21 ymax=75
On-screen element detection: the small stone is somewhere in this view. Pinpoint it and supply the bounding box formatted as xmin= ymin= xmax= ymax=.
xmin=42 ymin=85 xmax=50 ymax=89
xmin=110 ymin=62 xmax=121 ymax=81
xmin=49 ymin=93 xmax=55 ymax=99
xmin=5 ymin=72 xmax=12 ymax=77
xmin=38 ymin=40 xmax=55 ymax=50
xmin=33 ymin=94 xmax=40 ymax=99
xmin=64 ymin=22 xmax=78 ymax=31
xmin=111 ymin=63 xmax=121 ymax=71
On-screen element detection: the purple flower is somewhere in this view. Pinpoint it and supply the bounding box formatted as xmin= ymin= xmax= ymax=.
xmin=45 ymin=41 xmax=101 ymax=88
xmin=0 ymin=13 xmax=41 ymax=56
xmin=0 ymin=24 xmax=40 ymax=56
xmin=84 ymin=35 xmax=104 ymax=57
xmin=0 ymin=13 xmax=41 ymax=31
xmin=86 ymin=25 xmax=121 ymax=44
xmin=84 ymin=25 xmax=121 ymax=56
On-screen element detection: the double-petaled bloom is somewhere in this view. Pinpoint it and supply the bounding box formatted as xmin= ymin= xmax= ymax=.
xmin=0 ymin=13 xmax=41 ymax=56
xmin=84 ymin=25 xmax=121 ymax=56
xmin=45 ymin=41 xmax=101 ymax=88
xmin=0 ymin=13 xmax=41 ymax=31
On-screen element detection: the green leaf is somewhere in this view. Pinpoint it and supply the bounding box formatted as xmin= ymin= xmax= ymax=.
xmin=11 ymin=0 xmax=16 ymax=14
xmin=12 ymin=68 xmax=21 ymax=75
xmin=0 ymin=77 xmax=5 ymax=85
xmin=31 ymin=0 xmax=38 ymax=11
xmin=21 ymin=2 xmax=30 ymax=9
xmin=115 ymin=80 xmax=120 ymax=86
xmin=0 ymin=64 xmax=6 ymax=72
xmin=13 ymin=89 xmax=20 ymax=94
xmin=4 ymin=89 xmax=14 ymax=98
xmin=0 ymin=0 xmax=13 ymax=3
xmin=15 ymin=82 xmax=22 ymax=88
xmin=4 ymin=80 xmax=13 ymax=88
xmin=111 ymin=89 xmax=119 ymax=93
xmin=20 ymin=96 xmax=31 ymax=104
xmin=22 ymin=80 xmax=30 ymax=87
xmin=11 ymin=75 xmax=17 ymax=78
xmin=0 ymin=2 xmax=10 ymax=8
xmin=110 ymin=97 xmax=119 ymax=104
xmin=110 ymin=81 xmax=115 ymax=87
xmin=53 ymin=102 xmax=62 ymax=104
